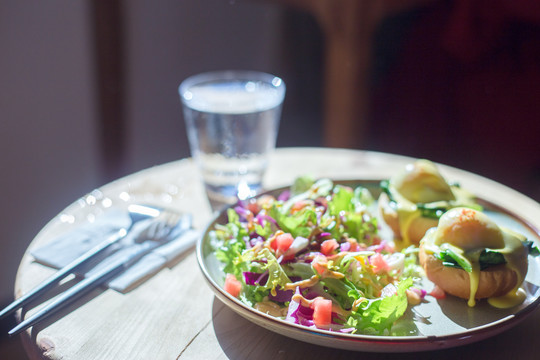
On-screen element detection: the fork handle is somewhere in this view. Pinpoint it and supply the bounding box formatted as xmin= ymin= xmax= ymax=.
xmin=0 ymin=229 xmax=126 ymax=320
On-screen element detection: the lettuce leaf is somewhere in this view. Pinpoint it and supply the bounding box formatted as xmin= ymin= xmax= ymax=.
xmin=282 ymin=178 xmax=334 ymax=214
xmin=347 ymin=277 xmax=413 ymax=334
xmin=240 ymin=282 xmax=269 ymax=307
xmin=214 ymin=208 xmax=250 ymax=276
xmin=291 ymin=175 xmax=315 ymax=196
xmin=268 ymin=205 xmax=316 ymax=238
xmin=320 ymin=277 xmax=361 ymax=310
xmin=242 ymin=248 xmax=291 ymax=296
xmin=325 ymin=185 xmax=378 ymax=243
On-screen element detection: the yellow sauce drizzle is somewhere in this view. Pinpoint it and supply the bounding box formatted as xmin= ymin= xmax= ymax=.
xmin=284 ymin=275 xmax=319 ymax=290
xmin=486 ymin=228 xmax=528 ymax=309
xmin=254 ymin=301 xmax=288 ymax=317
xmin=468 ymin=261 xmax=480 ymax=307
xmin=488 ymin=288 xmax=526 ymax=309
xmin=422 ymin=223 xmax=528 ymax=308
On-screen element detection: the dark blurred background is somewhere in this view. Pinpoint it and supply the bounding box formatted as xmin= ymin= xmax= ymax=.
xmin=1 ymin=0 xmax=539 ymax=357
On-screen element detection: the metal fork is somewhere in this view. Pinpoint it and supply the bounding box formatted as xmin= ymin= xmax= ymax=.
xmin=8 ymin=208 xmax=191 ymax=337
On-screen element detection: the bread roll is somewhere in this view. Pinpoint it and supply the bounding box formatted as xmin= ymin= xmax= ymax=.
xmin=378 ymin=192 xmax=438 ymax=245
xmin=419 ymin=244 xmax=519 ymax=299
xmin=419 ymin=207 xmax=528 ymax=307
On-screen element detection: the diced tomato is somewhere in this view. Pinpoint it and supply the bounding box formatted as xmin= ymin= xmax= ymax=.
xmin=311 ymin=297 xmax=332 ymax=327
xmin=291 ymin=200 xmax=310 ymax=213
xmin=311 ymin=255 xmax=328 ymax=275
xmin=346 ymin=239 xmax=360 ymax=252
xmin=370 ymin=253 xmax=389 ymax=273
xmin=320 ymin=239 xmax=339 ymax=256
xmin=275 ymin=233 xmax=294 ymax=253
xmin=245 ymin=198 xmax=260 ymax=215
xmin=224 ymin=273 xmax=242 ymax=298
xmin=429 ymin=286 xmax=446 ymax=299
xmin=270 ymin=238 xmax=278 ymax=251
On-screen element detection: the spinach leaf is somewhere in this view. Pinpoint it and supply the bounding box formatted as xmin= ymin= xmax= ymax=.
xmin=437 ymin=247 xmax=472 ymax=272
xmin=478 ymin=249 xmax=506 ymax=270
xmin=524 ymin=240 xmax=540 ymax=257
xmin=416 ymin=203 xmax=447 ymax=220
xmin=436 ymin=249 xmax=506 ymax=271
xmin=380 ymin=180 xmax=393 ymax=201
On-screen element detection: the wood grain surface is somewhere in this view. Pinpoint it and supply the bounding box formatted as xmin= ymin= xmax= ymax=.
xmin=13 ymin=148 xmax=540 ymax=359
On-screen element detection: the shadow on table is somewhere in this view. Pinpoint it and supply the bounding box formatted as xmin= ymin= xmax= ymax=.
xmin=211 ymin=297 xmax=539 ymax=360
xmin=0 ymin=310 xmax=28 ymax=360
xmin=17 ymin=278 xmax=105 ymax=344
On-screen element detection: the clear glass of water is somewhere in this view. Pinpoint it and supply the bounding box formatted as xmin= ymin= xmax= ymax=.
xmin=179 ymin=70 xmax=286 ymax=210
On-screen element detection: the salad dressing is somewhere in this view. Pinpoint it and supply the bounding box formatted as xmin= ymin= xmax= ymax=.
xmin=255 ymin=301 xmax=288 ymax=317
xmin=284 ymin=275 xmax=319 ymax=290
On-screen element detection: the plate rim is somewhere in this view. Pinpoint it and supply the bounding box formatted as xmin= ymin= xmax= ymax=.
xmin=196 ymin=178 xmax=540 ymax=352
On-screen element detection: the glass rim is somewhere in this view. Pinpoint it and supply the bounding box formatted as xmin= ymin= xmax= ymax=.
xmin=178 ymin=70 xmax=286 ymax=101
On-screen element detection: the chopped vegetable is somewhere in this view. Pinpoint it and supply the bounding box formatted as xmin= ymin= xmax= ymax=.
xmin=429 ymin=286 xmax=446 ymax=299
xmin=211 ymin=178 xmax=422 ymax=335
xmin=320 ymin=239 xmax=339 ymax=256
xmin=311 ymin=297 xmax=333 ymax=328
xmin=224 ymin=274 xmax=242 ymax=298
xmin=275 ymin=233 xmax=294 ymax=253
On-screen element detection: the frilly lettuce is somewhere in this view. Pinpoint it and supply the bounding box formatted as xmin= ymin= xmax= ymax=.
xmin=241 ymin=247 xmax=291 ymax=297
xmin=347 ymin=277 xmax=413 ymax=335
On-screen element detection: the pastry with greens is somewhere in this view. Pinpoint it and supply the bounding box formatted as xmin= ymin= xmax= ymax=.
xmin=379 ymin=159 xmax=478 ymax=246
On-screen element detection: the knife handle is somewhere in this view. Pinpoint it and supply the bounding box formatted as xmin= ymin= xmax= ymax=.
xmin=0 ymin=229 xmax=125 ymax=320
xmin=8 ymin=251 xmax=131 ymax=337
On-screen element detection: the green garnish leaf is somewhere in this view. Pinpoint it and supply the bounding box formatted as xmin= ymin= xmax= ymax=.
xmin=437 ymin=248 xmax=506 ymax=271
xmin=524 ymin=240 xmax=540 ymax=257
xmin=478 ymin=249 xmax=506 ymax=270
xmin=436 ymin=245 xmax=472 ymax=273
xmin=416 ymin=203 xmax=447 ymax=220
xmin=380 ymin=180 xmax=393 ymax=201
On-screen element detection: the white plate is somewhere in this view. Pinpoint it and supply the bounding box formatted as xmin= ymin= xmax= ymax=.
xmin=197 ymin=180 xmax=540 ymax=352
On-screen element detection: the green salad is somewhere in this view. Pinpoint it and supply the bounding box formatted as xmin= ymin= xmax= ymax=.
xmin=209 ymin=176 xmax=424 ymax=335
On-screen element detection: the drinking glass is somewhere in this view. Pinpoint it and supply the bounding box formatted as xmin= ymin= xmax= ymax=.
xmin=179 ymin=70 xmax=285 ymax=209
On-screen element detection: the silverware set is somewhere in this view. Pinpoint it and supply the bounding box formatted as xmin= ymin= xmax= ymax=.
xmin=0 ymin=204 xmax=191 ymax=336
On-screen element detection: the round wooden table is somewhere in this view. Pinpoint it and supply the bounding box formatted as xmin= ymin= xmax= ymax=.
xmin=14 ymin=147 xmax=540 ymax=359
